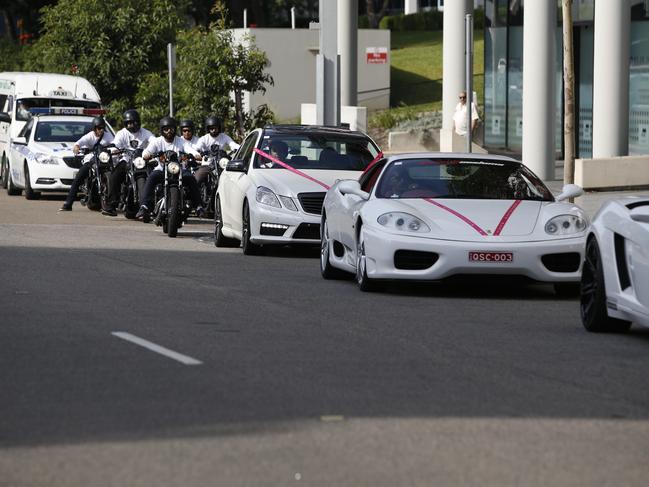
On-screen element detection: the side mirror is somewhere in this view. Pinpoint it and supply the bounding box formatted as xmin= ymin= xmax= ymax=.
xmin=226 ymin=159 xmax=246 ymax=172
xmin=219 ymin=157 xmax=229 ymax=170
xmin=630 ymin=206 xmax=649 ymax=224
xmin=13 ymin=136 xmax=27 ymax=145
xmin=556 ymin=184 xmax=583 ymax=202
xmin=338 ymin=180 xmax=369 ymax=200
xmin=0 ymin=112 xmax=11 ymax=123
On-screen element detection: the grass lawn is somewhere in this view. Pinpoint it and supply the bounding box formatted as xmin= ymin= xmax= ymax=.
xmin=371 ymin=30 xmax=484 ymax=127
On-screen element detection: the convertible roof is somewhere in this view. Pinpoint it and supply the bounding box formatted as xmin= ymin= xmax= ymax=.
xmin=263 ymin=124 xmax=369 ymax=138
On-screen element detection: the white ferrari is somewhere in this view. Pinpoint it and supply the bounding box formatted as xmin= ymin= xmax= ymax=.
xmin=320 ymin=153 xmax=588 ymax=292
xmin=580 ymin=196 xmax=649 ymax=332
xmin=214 ymin=125 xmax=381 ymax=254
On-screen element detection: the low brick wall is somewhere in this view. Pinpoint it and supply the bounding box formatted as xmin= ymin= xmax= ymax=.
xmin=575 ymin=155 xmax=649 ymax=190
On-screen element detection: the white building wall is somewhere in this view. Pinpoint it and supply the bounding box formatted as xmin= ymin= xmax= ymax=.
xmin=232 ymin=28 xmax=390 ymax=121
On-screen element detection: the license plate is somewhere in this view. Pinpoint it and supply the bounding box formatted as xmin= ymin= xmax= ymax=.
xmin=468 ymin=251 xmax=513 ymax=263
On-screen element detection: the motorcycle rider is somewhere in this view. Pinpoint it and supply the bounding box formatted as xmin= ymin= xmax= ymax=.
xmin=103 ymin=109 xmax=154 ymax=216
xmin=59 ymin=116 xmax=115 ymax=211
xmin=179 ymin=118 xmax=200 ymax=148
xmin=135 ymin=116 xmax=204 ymax=222
xmin=194 ymin=115 xmax=240 ymax=186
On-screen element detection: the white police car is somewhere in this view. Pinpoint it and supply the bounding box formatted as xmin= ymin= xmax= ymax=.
xmin=6 ymin=107 xmax=113 ymax=199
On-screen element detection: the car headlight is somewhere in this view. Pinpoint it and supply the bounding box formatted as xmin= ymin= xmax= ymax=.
xmin=377 ymin=212 xmax=430 ymax=233
xmin=98 ymin=151 xmax=111 ymax=164
xmin=133 ymin=157 xmax=145 ymax=169
xmin=545 ymin=214 xmax=587 ymax=235
xmin=278 ymin=195 xmax=297 ymax=211
xmin=35 ymin=154 xmax=59 ymax=164
xmin=256 ymin=186 xmax=281 ymax=208
xmin=167 ymin=161 xmax=181 ymax=175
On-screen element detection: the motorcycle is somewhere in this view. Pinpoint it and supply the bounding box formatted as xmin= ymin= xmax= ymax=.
xmin=118 ymin=140 xmax=150 ymax=219
xmin=152 ymin=150 xmax=192 ymax=238
xmin=198 ymin=143 xmax=231 ymax=218
xmin=78 ymin=142 xmax=115 ymax=211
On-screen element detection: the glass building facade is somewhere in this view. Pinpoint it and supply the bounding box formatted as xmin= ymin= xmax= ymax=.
xmin=483 ymin=0 xmax=649 ymax=157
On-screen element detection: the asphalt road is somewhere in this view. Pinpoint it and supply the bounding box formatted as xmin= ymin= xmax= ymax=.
xmin=1 ymin=190 xmax=649 ymax=487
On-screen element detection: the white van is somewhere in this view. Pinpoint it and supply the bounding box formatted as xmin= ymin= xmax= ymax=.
xmin=0 ymin=72 xmax=102 ymax=191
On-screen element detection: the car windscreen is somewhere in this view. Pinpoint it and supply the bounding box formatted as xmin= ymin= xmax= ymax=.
xmin=254 ymin=132 xmax=380 ymax=170
xmin=15 ymin=98 xmax=102 ymax=122
xmin=375 ymin=158 xmax=553 ymax=201
xmin=34 ymin=121 xmax=95 ymax=142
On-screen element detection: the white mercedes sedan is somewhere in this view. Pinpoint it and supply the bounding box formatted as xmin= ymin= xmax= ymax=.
xmin=580 ymin=196 xmax=649 ymax=332
xmin=214 ymin=125 xmax=381 ymax=255
xmin=321 ymin=153 xmax=588 ymax=292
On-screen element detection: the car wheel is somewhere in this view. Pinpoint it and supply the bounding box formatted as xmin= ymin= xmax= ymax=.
xmin=1 ymin=154 xmax=7 ymax=189
xmin=214 ymin=197 xmax=237 ymax=247
xmin=355 ymin=228 xmax=379 ymax=292
xmin=320 ymin=216 xmax=346 ymax=279
xmin=23 ymin=163 xmax=40 ymax=200
xmin=6 ymin=163 xmax=21 ymax=196
xmin=580 ymin=237 xmax=632 ymax=333
xmin=242 ymin=201 xmax=262 ymax=255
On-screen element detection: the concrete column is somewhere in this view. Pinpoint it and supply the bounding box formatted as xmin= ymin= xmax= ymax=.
xmin=522 ymin=1 xmax=556 ymax=180
xmin=405 ymin=0 xmax=418 ymax=15
xmin=317 ymin=1 xmax=339 ymax=126
xmin=441 ymin=0 xmax=470 ymax=151
xmin=592 ymin=0 xmax=630 ymax=158
xmin=338 ymin=0 xmax=358 ymax=107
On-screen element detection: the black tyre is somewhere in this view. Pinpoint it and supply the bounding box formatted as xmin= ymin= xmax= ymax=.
xmin=1 ymin=153 xmax=8 ymax=189
xmin=214 ymin=197 xmax=238 ymax=247
xmin=355 ymin=228 xmax=379 ymax=292
xmin=242 ymin=201 xmax=262 ymax=255
xmin=23 ymin=163 xmax=40 ymax=200
xmin=580 ymin=237 xmax=632 ymax=333
xmin=320 ymin=216 xmax=346 ymax=279
xmin=124 ymin=188 xmax=138 ymax=219
xmin=6 ymin=163 xmax=21 ymax=196
xmin=86 ymin=179 xmax=101 ymax=211
xmin=167 ymin=187 xmax=180 ymax=238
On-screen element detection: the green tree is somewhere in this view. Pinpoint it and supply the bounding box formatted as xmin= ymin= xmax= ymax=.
xmin=27 ymin=0 xmax=187 ymax=118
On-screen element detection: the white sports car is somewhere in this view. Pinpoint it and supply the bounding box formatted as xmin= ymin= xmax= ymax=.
xmin=321 ymin=153 xmax=588 ymax=292
xmin=580 ymin=196 xmax=649 ymax=332
xmin=6 ymin=109 xmax=113 ymax=199
xmin=214 ymin=125 xmax=381 ymax=254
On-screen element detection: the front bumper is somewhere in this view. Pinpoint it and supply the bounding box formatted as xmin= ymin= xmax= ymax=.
xmin=29 ymin=163 xmax=76 ymax=191
xmin=362 ymin=226 xmax=586 ymax=283
xmin=249 ymin=203 xmax=320 ymax=245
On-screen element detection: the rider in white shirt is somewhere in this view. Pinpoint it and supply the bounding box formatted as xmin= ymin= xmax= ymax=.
xmin=59 ymin=116 xmax=115 ymax=211
xmin=194 ymin=115 xmax=240 ymax=186
xmin=104 ymin=109 xmax=154 ymax=216
xmin=135 ymin=116 xmax=204 ymax=222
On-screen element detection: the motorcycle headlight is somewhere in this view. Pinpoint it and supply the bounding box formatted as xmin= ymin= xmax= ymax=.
xmin=256 ymin=186 xmax=281 ymax=208
xmin=278 ymin=195 xmax=298 ymax=211
xmin=377 ymin=212 xmax=430 ymax=233
xmin=133 ymin=157 xmax=145 ymax=169
xmin=98 ymin=151 xmax=111 ymax=164
xmin=545 ymin=214 xmax=588 ymax=235
xmin=167 ymin=161 xmax=181 ymax=175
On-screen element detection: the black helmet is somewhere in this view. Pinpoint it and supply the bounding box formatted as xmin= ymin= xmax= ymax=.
xmin=179 ymin=119 xmax=194 ymax=131
xmin=204 ymin=115 xmax=222 ymax=132
xmin=123 ymin=109 xmax=141 ymax=132
xmin=159 ymin=116 xmax=177 ymax=131
xmin=92 ymin=116 xmax=106 ymax=129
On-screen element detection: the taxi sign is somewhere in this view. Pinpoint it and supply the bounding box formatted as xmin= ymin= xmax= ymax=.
xmin=49 ymin=89 xmax=73 ymax=97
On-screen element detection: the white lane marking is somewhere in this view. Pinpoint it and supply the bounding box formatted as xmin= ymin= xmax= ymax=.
xmin=112 ymin=332 xmax=203 ymax=365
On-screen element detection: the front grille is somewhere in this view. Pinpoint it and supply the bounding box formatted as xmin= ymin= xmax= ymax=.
xmin=63 ymin=157 xmax=82 ymax=169
xmin=298 ymin=192 xmax=326 ymax=215
xmin=293 ymin=223 xmax=320 ymax=240
xmin=541 ymin=252 xmax=581 ymax=273
xmin=394 ymin=250 xmax=439 ymax=270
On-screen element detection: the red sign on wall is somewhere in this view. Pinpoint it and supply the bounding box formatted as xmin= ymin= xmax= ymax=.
xmin=366 ymin=47 xmax=388 ymax=64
